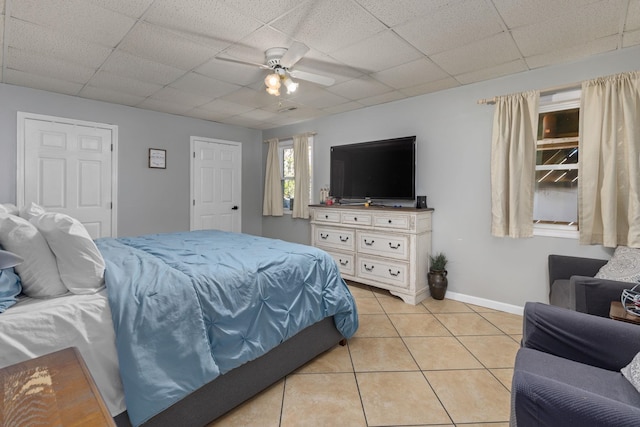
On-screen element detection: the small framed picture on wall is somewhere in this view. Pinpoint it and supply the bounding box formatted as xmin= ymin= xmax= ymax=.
xmin=149 ymin=148 xmax=166 ymax=169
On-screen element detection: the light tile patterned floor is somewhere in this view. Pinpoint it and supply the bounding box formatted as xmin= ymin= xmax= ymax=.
xmin=210 ymin=281 xmax=522 ymax=427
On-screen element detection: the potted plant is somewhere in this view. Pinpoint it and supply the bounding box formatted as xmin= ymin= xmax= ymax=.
xmin=428 ymin=252 xmax=448 ymax=300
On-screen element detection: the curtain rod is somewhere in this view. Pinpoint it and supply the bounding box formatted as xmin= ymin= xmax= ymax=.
xmin=263 ymin=131 xmax=317 ymax=143
xmin=477 ymin=81 xmax=582 ymax=105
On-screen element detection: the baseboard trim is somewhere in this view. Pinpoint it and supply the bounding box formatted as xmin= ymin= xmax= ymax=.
xmin=444 ymin=291 xmax=524 ymax=316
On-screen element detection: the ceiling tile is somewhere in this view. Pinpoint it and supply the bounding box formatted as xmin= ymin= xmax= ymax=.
xmin=357 ymin=90 xmax=406 ymax=106
xmin=430 ymin=32 xmax=522 ymax=76
xmin=357 ymin=0 xmax=463 ymax=27
xmin=170 ymin=72 xmax=241 ymax=98
xmin=294 ymin=50 xmax=365 ymax=84
xmin=6 ymin=18 xmax=113 ymax=68
xmin=3 ymin=69 xmax=83 ymax=95
xmin=240 ymin=108 xmax=279 ymax=121
xmin=270 ymin=0 xmax=386 ymax=53
xmin=144 ymin=0 xmax=262 ymax=45
xmin=492 ymin=0 xmax=601 ymax=29
xmin=185 ymin=107 xmax=234 ymax=122
xmin=221 ymin=87 xmax=276 ymax=108
xmin=5 ymin=47 xmax=96 ymax=84
xmin=151 ymin=86 xmax=212 ymax=108
xmin=136 ymin=98 xmax=194 ymax=115
xmin=327 ymin=76 xmax=392 ymax=100
xmin=330 ymin=30 xmax=423 ymax=73
xmin=322 ymin=101 xmax=365 ymax=115
xmin=218 ymin=26 xmax=293 ymax=65
xmin=394 ymin=0 xmax=503 ymax=55
xmin=85 ymin=0 xmax=155 ymax=18
xmin=223 ymin=114 xmax=267 ymax=129
xmin=78 ymin=85 xmax=146 ymax=106
xmin=89 ymin=70 xmax=162 ymax=97
xmin=101 ymin=51 xmax=185 ymax=86
xmin=196 ymin=58 xmax=265 ymax=86
xmin=118 ymin=22 xmax=220 ymax=70
xmin=455 ymin=60 xmax=528 ymax=85
xmin=624 ymin=29 xmax=640 ymax=47
xmin=199 ymin=98 xmax=255 ymax=115
xmin=371 ymin=58 xmax=449 ymax=89
xmin=288 ymin=87 xmax=351 ymax=109
xmin=525 ymin=35 xmax=619 ymax=69
xmin=222 ymin=0 xmax=310 ymax=23
xmin=512 ymin=0 xmax=624 ymax=56
xmin=11 ymin=0 xmax=136 ymax=47
xmin=626 ymin=0 xmax=640 ymax=31
xmin=399 ymin=77 xmax=460 ymax=97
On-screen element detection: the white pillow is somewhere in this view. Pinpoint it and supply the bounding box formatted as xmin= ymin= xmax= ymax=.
xmin=595 ymin=246 xmax=640 ymax=283
xmin=622 ymin=351 xmax=640 ymax=393
xmin=0 ymin=214 xmax=67 ymax=298
xmin=19 ymin=202 xmax=46 ymax=220
xmin=31 ymin=213 xmax=105 ymax=294
xmin=0 ymin=203 xmax=19 ymax=215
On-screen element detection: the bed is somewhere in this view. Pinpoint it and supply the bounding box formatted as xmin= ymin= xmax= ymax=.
xmin=0 ymin=226 xmax=358 ymax=426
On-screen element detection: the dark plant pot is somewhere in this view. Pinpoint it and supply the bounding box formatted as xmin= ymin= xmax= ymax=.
xmin=428 ymin=269 xmax=448 ymax=300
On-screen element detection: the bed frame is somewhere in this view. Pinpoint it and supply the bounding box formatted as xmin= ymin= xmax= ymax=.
xmin=114 ymin=316 xmax=345 ymax=427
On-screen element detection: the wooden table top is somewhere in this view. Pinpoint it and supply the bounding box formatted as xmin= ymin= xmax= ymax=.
xmin=610 ymin=300 xmax=640 ymax=325
xmin=0 ymin=347 xmax=115 ymax=427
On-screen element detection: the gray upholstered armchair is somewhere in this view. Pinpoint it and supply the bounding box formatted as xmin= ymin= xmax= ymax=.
xmin=511 ymin=302 xmax=640 ymax=426
xmin=548 ymin=254 xmax=633 ymax=317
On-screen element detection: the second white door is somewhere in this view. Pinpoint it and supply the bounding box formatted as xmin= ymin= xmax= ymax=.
xmin=190 ymin=137 xmax=242 ymax=233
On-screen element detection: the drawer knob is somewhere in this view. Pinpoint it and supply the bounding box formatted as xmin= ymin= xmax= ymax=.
xmin=364 ymin=264 xmax=374 ymax=272
xmin=388 ymin=243 xmax=401 ymax=250
xmin=339 ymin=236 xmax=349 ymax=242
xmin=364 ymin=239 xmax=375 ymax=246
xmin=339 ymin=259 xmax=349 ymax=266
xmin=388 ymin=219 xmax=392 ymax=224
xmin=388 ymin=269 xmax=400 ymax=277
xmin=325 ymin=215 xmax=329 ymax=219
xmin=320 ymin=233 xmax=329 ymax=240
xmin=354 ymin=217 xmax=358 ymax=221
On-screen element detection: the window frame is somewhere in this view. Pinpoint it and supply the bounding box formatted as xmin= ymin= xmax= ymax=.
xmin=278 ymin=137 xmax=314 ymax=215
xmin=533 ymin=88 xmax=581 ymax=239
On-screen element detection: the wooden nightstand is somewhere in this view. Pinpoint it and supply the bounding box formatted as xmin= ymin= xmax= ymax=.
xmin=610 ymin=301 xmax=640 ymax=325
xmin=0 ymin=347 xmax=115 ymax=426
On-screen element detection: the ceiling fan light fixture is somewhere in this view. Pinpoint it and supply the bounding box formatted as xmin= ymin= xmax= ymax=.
xmin=264 ymin=73 xmax=281 ymax=89
xmin=283 ymin=77 xmax=298 ymax=94
xmin=266 ymin=86 xmax=280 ymax=96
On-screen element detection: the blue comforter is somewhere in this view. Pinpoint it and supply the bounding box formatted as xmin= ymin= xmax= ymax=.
xmin=95 ymin=230 xmax=358 ymax=426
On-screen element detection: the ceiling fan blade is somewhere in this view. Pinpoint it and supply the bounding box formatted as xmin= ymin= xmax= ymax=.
xmin=288 ymin=69 xmax=335 ymax=86
xmin=215 ymin=56 xmax=270 ymax=70
xmin=279 ymin=41 xmax=310 ymax=69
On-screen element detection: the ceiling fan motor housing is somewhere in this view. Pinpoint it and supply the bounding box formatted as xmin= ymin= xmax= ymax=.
xmin=265 ymin=47 xmax=288 ymax=69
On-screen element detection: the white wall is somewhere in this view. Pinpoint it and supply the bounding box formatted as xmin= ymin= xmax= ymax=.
xmin=0 ymin=83 xmax=263 ymax=237
xmin=263 ymin=45 xmax=640 ymax=309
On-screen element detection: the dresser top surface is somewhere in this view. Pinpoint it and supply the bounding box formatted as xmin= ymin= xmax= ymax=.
xmin=309 ymin=204 xmax=433 ymax=213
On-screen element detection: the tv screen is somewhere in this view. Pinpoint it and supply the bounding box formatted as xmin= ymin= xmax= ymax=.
xmin=330 ymin=136 xmax=416 ymax=201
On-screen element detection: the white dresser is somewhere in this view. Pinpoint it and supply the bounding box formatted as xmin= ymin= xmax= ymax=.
xmin=309 ymin=205 xmax=433 ymax=304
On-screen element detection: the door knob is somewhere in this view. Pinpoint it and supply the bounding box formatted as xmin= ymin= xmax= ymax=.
xmin=231 ymin=206 xmax=239 ymax=210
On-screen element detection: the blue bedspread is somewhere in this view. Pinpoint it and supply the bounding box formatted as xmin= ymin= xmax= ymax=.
xmin=95 ymin=230 xmax=358 ymax=426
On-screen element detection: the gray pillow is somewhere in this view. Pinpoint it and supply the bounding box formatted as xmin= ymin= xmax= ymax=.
xmin=595 ymin=246 xmax=640 ymax=283
xmin=622 ymin=351 xmax=640 ymax=393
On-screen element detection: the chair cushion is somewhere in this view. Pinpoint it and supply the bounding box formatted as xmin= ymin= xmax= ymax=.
xmin=549 ymin=279 xmax=571 ymax=309
xmin=515 ymin=348 xmax=640 ymax=407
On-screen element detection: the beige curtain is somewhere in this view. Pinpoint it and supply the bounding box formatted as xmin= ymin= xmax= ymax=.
xmin=292 ymin=134 xmax=310 ymax=219
xmin=490 ymin=91 xmax=539 ymax=238
xmin=579 ymin=71 xmax=640 ymax=247
xmin=263 ymin=138 xmax=283 ymax=216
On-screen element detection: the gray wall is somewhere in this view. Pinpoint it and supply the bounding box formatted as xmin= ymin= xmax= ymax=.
xmin=0 ymin=83 xmax=263 ymax=237
xmin=263 ymin=45 xmax=640 ymax=308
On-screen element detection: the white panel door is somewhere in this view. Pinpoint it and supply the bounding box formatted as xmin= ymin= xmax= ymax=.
xmin=191 ymin=137 xmax=241 ymax=233
xmin=19 ymin=113 xmax=117 ymax=238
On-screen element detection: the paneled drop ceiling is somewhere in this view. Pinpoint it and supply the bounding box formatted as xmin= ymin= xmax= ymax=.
xmin=0 ymin=0 xmax=638 ymax=130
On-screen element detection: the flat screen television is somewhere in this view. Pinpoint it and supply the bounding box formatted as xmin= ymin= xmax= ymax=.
xmin=330 ymin=136 xmax=416 ymax=201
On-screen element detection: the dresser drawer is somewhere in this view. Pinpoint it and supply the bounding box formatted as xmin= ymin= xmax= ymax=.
xmin=373 ymin=214 xmax=411 ymax=230
xmin=341 ymin=212 xmax=372 ymax=226
xmin=358 ymin=257 xmax=409 ymax=289
xmin=313 ymin=209 xmax=341 ymax=223
xmin=357 ymin=231 xmax=409 ymax=260
xmin=325 ymin=250 xmax=355 ymax=276
xmin=314 ymin=227 xmax=355 ymax=251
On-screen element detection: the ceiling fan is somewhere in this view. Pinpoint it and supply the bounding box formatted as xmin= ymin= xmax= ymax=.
xmin=216 ymin=42 xmax=336 ymax=96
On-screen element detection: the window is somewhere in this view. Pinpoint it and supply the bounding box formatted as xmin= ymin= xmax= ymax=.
xmin=279 ymin=137 xmax=313 ymax=214
xmin=534 ymin=89 xmax=581 ymax=238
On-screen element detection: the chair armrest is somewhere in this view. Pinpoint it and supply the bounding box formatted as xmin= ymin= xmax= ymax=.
xmin=548 ymin=254 xmax=607 ymax=287
xmin=573 ymin=276 xmax=635 ymax=317
xmin=522 ymin=302 xmax=640 ymax=371
xmin=512 ymin=369 xmax=640 ymax=427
